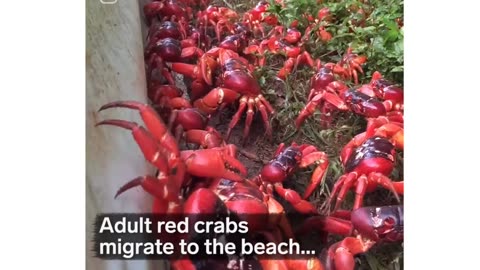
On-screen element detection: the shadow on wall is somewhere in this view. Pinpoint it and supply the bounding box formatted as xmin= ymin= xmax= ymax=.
xmin=86 ymin=0 xmax=167 ymax=269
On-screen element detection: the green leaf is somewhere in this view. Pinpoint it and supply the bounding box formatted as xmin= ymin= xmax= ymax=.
xmin=372 ymin=36 xmax=385 ymax=51
xmin=384 ymin=18 xmax=400 ymax=31
xmin=259 ymin=76 xmax=266 ymax=86
xmin=362 ymin=26 xmax=377 ymax=32
xmin=390 ymin=66 xmax=403 ymax=72
xmin=394 ymin=39 xmax=403 ymax=54
xmin=385 ymin=29 xmax=399 ymax=42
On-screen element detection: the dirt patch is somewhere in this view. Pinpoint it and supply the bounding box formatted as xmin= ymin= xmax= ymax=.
xmin=208 ymin=107 xmax=275 ymax=176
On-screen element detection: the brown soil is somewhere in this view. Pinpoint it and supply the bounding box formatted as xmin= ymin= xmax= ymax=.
xmin=209 ymin=108 xmax=274 ymax=177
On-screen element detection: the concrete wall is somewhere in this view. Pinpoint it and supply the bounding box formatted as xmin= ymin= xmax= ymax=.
xmin=86 ymin=0 xmax=167 ymax=269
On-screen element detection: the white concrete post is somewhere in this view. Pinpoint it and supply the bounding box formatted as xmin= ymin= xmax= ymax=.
xmin=86 ymin=0 xmax=167 ymax=269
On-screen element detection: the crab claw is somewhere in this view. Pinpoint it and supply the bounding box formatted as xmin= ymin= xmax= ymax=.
xmin=352 ymin=55 xmax=367 ymax=69
xmin=371 ymin=71 xmax=383 ymax=82
xmin=170 ymin=62 xmax=198 ymax=79
xmin=273 ymin=184 xmax=318 ymax=214
xmin=199 ymin=55 xmax=218 ymax=85
xmin=299 ymin=151 xmax=329 ymax=199
xmin=185 ymin=128 xmax=224 ymax=149
xmin=180 ymin=47 xmax=204 ymax=60
xmin=295 ymin=94 xmax=321 ymax=129
xmin=181 ymin=147 xmax=247 ymax=181
xmin=95 ymin=120 xmax=170 ymax=174
xmin=324 ymin=62 xmax=349 ymax=79
xmin=372 ymin=123 xmax=404 ymax=150
xmin=342 ymin=89 xmax=387 ymax=118
xmin=98 ymin=100 xmax=179 ymax=155
xmin=114 ymin=175 xmax=179 ymax=204
xmin=351 ymin=205 xmax=404 ymax=242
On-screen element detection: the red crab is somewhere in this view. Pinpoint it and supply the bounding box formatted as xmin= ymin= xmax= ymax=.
xmin=169 ymin=31 xmax=253 ymax=100
xmin=336 ymin=47 xmax=367 ymax=84
xmin=303 ymin=8 xmax=333 ymax=42
xmin=145 ymin=37 xmax=204 ymax=77
xmin=294 ymin=64 xmax=350 ymax=129
xmin=148 ymin=82 xmax=185 ymax=108
xmin=143 ymin=0 xmax=192 ymax=26
xmin=251 ymin=142 xmax=329 ymax=214
xmin=295 ymin=69 xmax=404 ymax=129
xmin=208 ymin=178 xmax=325 ymax=270
xmin=196 ymin=5 xmax=239 ymax=41
xmin=143 ymin=19 xmax=204 ymax=85
xmin=246 ymin=31 xmax=316 ymax=79
xmin=297 ymin=205 xmax=403 ymax=270
xmin=95 ymin=101 xmax=324 ymax=269
xmin=172 ymin=48 xmax=275 ymax=143
xmin=326 ymin=122 xmax=404 ymax=212
xmin=242 ymin=0 xmax=279 ymax=37
xmin=356 ymin=71 xmax=404 ymax=112
xmin=142 ymin=83 xmax=214 ymax=145
xmin=95 ymin=101 xmax=248 ymax=203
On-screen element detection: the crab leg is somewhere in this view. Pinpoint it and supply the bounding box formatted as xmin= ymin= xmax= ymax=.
xmin=241 ymin=98 xmax=256 ymax=143
xmin=273 ymin=184 xmax=318 ymax=214
xmin=99 ymin=101 xmax=180 ymax=155
xmin=225 ymin=96 xmax=247 ymax=142
xmin=299 ymin=151 xmax=329 ymax=199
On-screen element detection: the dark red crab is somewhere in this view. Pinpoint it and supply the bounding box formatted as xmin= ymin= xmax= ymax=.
xmin=172 ymin=48 xmax=275 ymax=143
xmin=253 ymin=142 xmax=329 ymax=214
xmin=297 ymin=205 xmax=404 ymax=270
xmin=326 ymin=122 xmax=404 ymax=212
